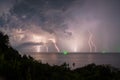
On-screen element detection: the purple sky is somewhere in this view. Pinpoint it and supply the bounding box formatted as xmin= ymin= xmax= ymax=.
xmin=0 ymin=0 xmax=120 ymax=52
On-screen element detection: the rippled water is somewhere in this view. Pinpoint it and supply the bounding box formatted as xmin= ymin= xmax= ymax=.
xmin=22 ymin=52 xmax=120 ymax=69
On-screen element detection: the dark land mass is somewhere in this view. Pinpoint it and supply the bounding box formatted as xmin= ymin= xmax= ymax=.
xmin=0 ymin=31 xmax=120 ymax=80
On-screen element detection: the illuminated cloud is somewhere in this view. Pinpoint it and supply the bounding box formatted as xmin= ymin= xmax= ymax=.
xmin=0 ymin=0 xmax=120 ymax=52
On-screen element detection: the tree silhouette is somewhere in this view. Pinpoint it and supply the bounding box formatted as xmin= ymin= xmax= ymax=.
xmin=0 ymin=31 xmax=9 ymax=51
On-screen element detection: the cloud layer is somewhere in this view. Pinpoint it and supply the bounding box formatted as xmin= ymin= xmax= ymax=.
xmin=0 ymin=0 xmax=120 ymax=52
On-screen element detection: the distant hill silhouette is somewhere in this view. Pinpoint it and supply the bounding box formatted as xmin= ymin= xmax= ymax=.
xmin=0 ymin=31 xmax=120 ymax=80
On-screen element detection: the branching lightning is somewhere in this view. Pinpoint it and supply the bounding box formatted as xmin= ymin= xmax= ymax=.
xmin=88 ymin=30 xmax=97 ymax=52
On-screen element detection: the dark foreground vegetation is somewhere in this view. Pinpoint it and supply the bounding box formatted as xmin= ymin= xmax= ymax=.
xmin=0 ymin=31 xmax=120 ymax=80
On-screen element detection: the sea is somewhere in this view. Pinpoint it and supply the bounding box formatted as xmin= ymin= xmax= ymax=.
xmin=21 ymin=52 xmax=120 ymax=69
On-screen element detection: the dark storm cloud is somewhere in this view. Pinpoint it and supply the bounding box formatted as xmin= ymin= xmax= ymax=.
xmin=0 ymin=0 xmax=16 ymax=16
xmin=9 ymin=0 xmax=76 ymax=34
xmin=0 ymin=15 xmax=5 ymax=27
xmin=0 ymin=0 xmax=85 ymax=36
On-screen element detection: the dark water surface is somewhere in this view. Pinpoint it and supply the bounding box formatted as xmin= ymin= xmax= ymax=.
xmin=22 ymin=52 xmax=120 ymax=69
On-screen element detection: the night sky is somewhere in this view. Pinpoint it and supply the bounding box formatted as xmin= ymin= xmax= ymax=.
xmin=0 ymin=0 xmax=120 ymax=52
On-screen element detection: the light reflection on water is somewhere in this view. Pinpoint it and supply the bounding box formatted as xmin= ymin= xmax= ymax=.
xmin=22 ymin=52 xmax=120 ymax=69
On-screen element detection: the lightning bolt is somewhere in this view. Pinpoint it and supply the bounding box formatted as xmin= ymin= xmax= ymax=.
xmin=90 ymin=37 xmax=97 ymax=52
xmin=88 ymin=32 xmax=92 ymax=52
xmin=48 ymin=39 xmax=60 ymax=52
xmin=54 ymin=43 xmax=60 ymax=52
xmin=88 ymin=30 xmax=97 ymax=52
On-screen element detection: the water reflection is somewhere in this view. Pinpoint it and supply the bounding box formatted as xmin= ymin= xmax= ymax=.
xmin=22 ymin=53 xmax=120 ymax=69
